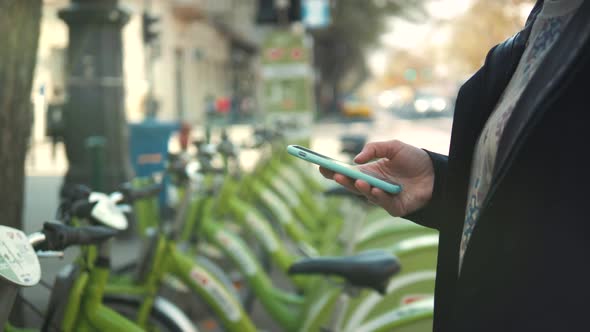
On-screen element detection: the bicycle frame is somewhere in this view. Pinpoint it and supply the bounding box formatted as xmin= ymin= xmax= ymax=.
xmin=62 ymin=263 xmax=143 ymax=332
xmin=124 ymin=147 xmax=438 ymax=332
xmin=233 ymin=163 xmax=435 ymax=257
xmin=125 ymin=176 xmax=435 ymax=332
xmin=197 ymin=191 xmax=438 ymax=331
xmin=3 ymin=226 xmax=144 ymax=332
xmin=0 ymin=283 xmax=125 ymax=332
xmin=197 ymin=196 xmax=436 ymax=332
xmin=105 ymin=231 xmax=257 ymax=332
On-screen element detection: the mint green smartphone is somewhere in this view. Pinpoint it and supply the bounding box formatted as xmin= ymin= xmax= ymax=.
xmin=286 ymin=145 xmax=402 ymax=194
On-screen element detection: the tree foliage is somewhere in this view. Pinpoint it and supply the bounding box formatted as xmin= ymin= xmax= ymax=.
xmin=445 ymin=0 xmax=531 ymax=75
xmin=0 ymin=0 xmax=43 ymax=229
xmin=311 ymin=0 xmax=425 ymax=111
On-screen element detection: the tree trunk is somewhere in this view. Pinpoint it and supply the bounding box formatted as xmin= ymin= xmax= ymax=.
xmin=0 ymin=0 xmax=42 ymax=230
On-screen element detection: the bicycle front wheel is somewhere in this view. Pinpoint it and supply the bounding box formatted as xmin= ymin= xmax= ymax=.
xmin=104 ymin=295 xmax=199 ymax=332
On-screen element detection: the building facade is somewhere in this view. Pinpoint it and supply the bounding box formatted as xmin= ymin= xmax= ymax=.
xmin=33 ymin=0 xmax=260 ymax=139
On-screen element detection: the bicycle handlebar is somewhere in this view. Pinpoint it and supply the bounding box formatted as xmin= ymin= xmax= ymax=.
xmin=60 ymin=184 xmax=92 ymax=202
xmin=118 ymin=182 xmax=162 ymax=203
xmin=70 ymin=199 xmax=98 ymax=220
xmin=35 ymin=222 xmax=118 ymax=251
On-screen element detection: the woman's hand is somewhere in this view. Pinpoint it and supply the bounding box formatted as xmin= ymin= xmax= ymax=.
xmin=319 ymin=140 xmax=434 ymax=217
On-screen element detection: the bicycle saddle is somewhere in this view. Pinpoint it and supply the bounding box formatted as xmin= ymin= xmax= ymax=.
xmin=288 ymin=250 xmax=400 ymax=294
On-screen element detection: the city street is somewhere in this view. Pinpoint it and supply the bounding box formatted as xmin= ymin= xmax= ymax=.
xmin=20 ymin=109 xmax=452 ymax=329
xmin=2 ymin=0 xmax=541 ymax=330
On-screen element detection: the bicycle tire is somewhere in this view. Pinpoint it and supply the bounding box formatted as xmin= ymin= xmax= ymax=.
xmin=103 ymin=295 xmax=199 ymax=332
xmin=110 ymin=257 xmax=236 ymax=331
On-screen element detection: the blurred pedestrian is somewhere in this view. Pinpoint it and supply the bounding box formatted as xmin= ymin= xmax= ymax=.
xmin=204 ymin=94 xmax=216 ymax=117
xmin=215 ymin=96 xmax=231 ymax=114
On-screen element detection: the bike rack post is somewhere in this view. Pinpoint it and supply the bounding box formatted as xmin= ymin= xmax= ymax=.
xmin=85 ymin=136 xmax=106 ymax=192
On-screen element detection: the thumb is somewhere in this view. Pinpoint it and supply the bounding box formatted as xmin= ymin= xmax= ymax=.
xmin=354 ymin=140 xmax=404 ymax=164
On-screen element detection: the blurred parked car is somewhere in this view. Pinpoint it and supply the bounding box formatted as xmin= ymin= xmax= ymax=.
xmin=395 ymin=92 xmax=454 ymax=118
xmin=340 ymin=95 xmax=374 ymax=119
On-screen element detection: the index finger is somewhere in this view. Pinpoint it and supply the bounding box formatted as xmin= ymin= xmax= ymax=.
xmin=354 ymin=140 xmax=405 ymax=164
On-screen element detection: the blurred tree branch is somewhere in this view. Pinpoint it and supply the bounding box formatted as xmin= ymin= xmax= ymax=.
xmin=310 ymin=0 xmax=426 ymax=113
xmin=444 ymin=0 xmax=532 ymax=75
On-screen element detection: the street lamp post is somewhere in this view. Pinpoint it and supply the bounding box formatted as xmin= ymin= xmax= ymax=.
xmin=275 ymin=0 xmax=290 ymax=26
xmin=58 ymin=0 xmax=133 ymax=193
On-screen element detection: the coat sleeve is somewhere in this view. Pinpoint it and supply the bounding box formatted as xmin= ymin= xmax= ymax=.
xmin=402 ymin=150 xmax=448 ymax=230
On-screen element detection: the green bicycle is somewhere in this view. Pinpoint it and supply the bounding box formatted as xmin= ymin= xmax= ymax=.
xmin=49 ymin=186 xmax=199 ymax=332
xmin=129 ymin=168 xmax=436 ymax=332
xmin=1 ymin=220 xmax=150 ymax=332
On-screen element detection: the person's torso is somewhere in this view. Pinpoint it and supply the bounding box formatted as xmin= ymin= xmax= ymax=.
xmin=458 ymin=0 xmax=582 ymax=272
xmin=432 ymin=1 xmax=590 ymax=330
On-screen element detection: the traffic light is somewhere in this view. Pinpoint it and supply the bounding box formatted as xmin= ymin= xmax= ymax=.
xmin=256 ymin=0 xmax=302 ymax=24
xmin=142 ymin=12 xmax=160 ymax=45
